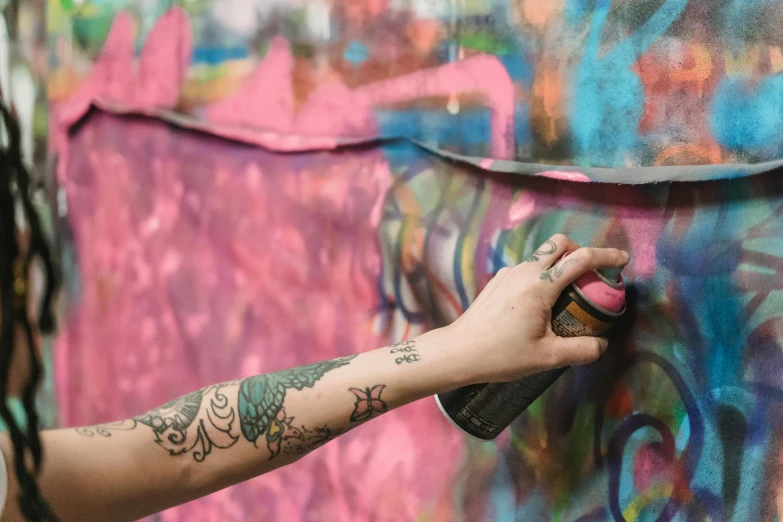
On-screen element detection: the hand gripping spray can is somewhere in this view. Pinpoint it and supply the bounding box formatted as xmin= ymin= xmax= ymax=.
xmin=435 ymin=257 xmax=626 ymax=440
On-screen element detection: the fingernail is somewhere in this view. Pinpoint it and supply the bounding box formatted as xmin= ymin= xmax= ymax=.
xmin=620 ymin=250 xmax=630 ymax=262
xmin=599 ymin=338 xmax=609 ymax=351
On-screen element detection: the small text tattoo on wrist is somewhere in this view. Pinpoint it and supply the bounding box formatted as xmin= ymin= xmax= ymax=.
xmin=389 ymin=340 xmax=420 ymax=364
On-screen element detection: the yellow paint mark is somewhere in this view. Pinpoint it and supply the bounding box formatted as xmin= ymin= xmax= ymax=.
xmin=770 ymin=46 xmax=783 ymax=73
xmin=47 ymin=68 xmax=89 ymax=101
xmin=623 ymin=483 xmax=674 ymax=520
xmin=669 ymin=43 xmax=712 ymax=97
xmin=522 ymin=0 xmax=563 ymax=27
xmin=724 ymin=46 xmax=761 ymax=76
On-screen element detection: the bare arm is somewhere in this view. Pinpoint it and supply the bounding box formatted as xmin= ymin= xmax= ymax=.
xmin=0 ymin=236 xmax=629 ymax=521
xmin=1 ymin=328 xmax=467 ymax=521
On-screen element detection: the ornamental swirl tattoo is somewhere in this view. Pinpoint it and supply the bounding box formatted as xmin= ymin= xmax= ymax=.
xmin=75 ymin=356 xmax=359 ymax=463
xmin=541 ymin=258 xmax=578 ymax=282
xmin=77 ymin=383 xmax=241 ymax=462
xmin=525 ymin=240 xmax=557 ymax=263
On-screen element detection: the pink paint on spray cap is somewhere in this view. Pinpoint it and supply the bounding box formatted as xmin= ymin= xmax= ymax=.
xmin=560 ymin=251 xmax=626 ymax=315
xmin=575 ymin=266 xmax=625 ymax=314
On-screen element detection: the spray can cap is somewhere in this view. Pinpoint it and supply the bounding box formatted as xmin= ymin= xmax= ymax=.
xmin=597 ymin=266 xmax=623 ymax=281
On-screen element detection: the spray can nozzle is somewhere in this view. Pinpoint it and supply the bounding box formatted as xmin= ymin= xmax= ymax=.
xmin=597 ymin=266 xmax=623 ymax=281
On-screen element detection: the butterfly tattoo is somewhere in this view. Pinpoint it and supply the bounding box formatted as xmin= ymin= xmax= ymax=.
xmin=349 ymin=385 xmax=388 ymax=423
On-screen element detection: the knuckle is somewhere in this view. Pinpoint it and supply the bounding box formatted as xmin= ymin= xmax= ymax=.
xmin=548 ymin=347 xmax=566 ymax=368
xmin=587 ymin=338 xmax=603 ymax=361
xmin=538 ymin=292 xmax=552 ymax=309
xmin=540 ymin=340 xmax=563 ymax=367
xmin=577 ymin=248 xmax=594 ymax=266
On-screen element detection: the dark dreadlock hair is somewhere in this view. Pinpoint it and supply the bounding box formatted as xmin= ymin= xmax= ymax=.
xmin=0 ymin=96 xmax=60 ymax=520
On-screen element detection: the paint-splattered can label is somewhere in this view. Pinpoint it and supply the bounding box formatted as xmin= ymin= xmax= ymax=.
xmin=552 ymin=292 xmax=615 ymax=337
xmin=436 ymin=276 xmax=625 ymax=441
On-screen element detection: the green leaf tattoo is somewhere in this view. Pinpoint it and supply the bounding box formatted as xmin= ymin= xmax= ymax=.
xmin=237 ymin=355 xmax=357 ymax=446
xmin=77 ymin=355 xmax=359 ymax=462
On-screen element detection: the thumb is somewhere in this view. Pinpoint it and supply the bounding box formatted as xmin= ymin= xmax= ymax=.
xmin=547 ymin=336 xmax=609 ymax=367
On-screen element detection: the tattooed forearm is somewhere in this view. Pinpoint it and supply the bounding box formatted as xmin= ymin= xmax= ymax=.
xmin=76 ymin=355 xmax=358 ymax=462
xmin=389 ymin=340 xmax=420 ymax=364
xmin=525 ymin=240 xmax=557 ymax=263
xmin=540 ymin=258 xmax=577 ymax=282
xmin=74 ymin=356 xmax=390 ymax=466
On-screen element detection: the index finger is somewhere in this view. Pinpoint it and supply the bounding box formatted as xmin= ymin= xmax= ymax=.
xmin=520 ymin=234 xmax=581 ymax=268
xmin=539 ymin=247 xmax=629 ymax=297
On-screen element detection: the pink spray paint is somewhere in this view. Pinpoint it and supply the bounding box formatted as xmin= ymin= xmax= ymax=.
xmin=563 ymin=250 xmax=627 ymax=314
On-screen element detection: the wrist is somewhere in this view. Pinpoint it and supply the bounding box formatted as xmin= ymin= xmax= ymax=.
xmin=414 ymin=326 xmax=476 ymax=392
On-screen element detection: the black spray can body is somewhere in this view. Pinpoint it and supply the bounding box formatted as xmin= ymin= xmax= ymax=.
xmin=435 ymin=265 xmax=626 ymax=440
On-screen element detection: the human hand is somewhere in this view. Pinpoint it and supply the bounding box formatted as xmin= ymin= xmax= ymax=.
xmin=445 ymin=234 xmax=630 ymax=384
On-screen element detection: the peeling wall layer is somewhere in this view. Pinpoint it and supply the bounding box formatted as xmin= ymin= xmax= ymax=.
xmin=49 ymin=1 xmax=783 ymax=178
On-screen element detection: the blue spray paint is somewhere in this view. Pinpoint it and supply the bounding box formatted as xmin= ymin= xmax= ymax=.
xmin=571 ymin=0 xmax=688 ymax=167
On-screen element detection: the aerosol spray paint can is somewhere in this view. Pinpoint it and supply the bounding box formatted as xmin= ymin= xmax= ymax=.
xmin=435 ymin=259 xmax=626 ymax=440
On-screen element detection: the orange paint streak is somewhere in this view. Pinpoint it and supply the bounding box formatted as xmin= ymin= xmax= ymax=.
xmin=606 ymin=381 xmax=634 ymax=419
xmin=654 ymin=143 xmax=722 ymax=166
xmin=345 ymin=0 xmax=389 ymax=25
xmin=522 ymin=0 xmax=562 ymax=27
xmin=406 ymin=20 xmax=441 ymax=54
xmin=669 ymin=43 xmax=712 ymax=97
xmin=531 ymin=65 xmax=564 ymax=143
xmin=770 ymin=46 xmax=783 ymax=74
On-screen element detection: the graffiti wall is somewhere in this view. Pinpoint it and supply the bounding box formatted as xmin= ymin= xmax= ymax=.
xmin=50 ymin=0 xmax=783 ymax=520
xmin=49 ymin=0 xmax=783 ymax=177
